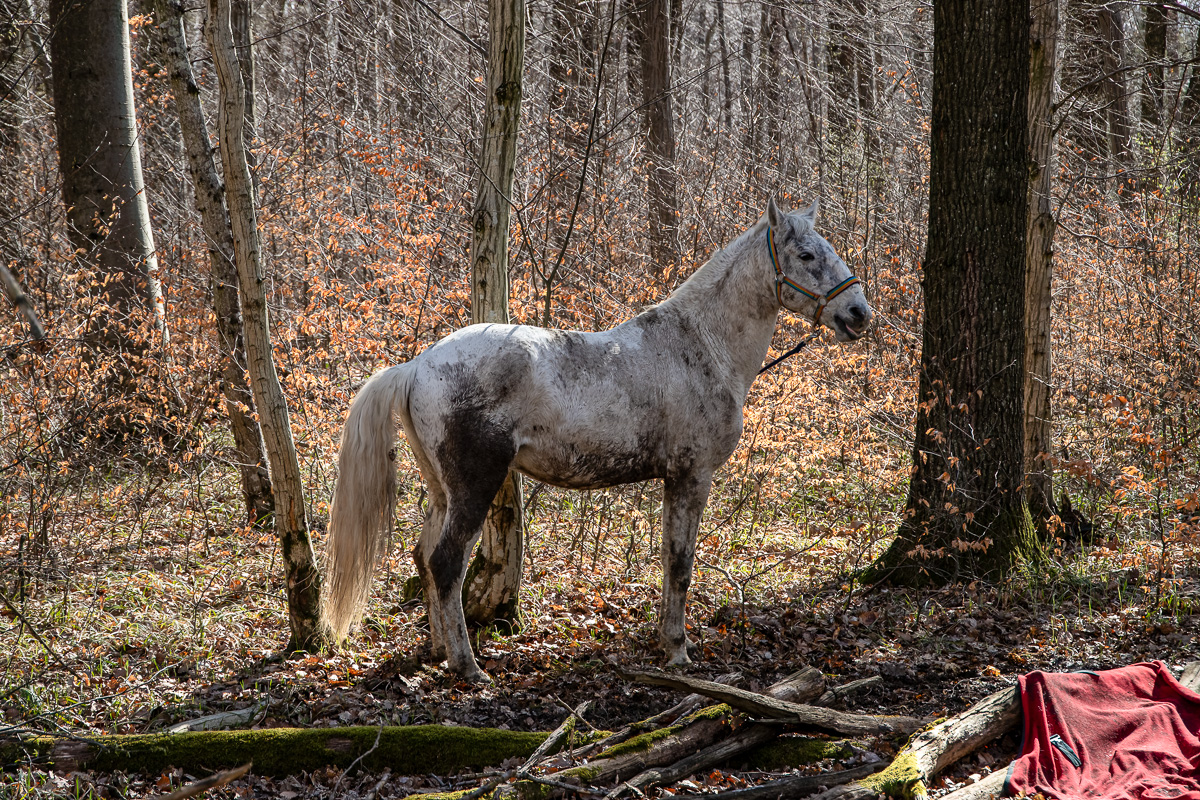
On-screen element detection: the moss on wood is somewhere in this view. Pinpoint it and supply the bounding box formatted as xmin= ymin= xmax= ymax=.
xmin=859 ymin=750 xmax=925 ymax=799
xmin=3 ymin=725 xmax=547 ymax=778
xmin=739 ymin=737 xmax=852 ymax=771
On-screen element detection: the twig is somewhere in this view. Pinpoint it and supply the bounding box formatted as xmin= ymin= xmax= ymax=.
xmin=156 ymin=762 xmax=252 ymax=800
xmin=0 ymin=590 xmax=68 ymax=671
xmin=333 ymin=725 xmax=383 ymax=793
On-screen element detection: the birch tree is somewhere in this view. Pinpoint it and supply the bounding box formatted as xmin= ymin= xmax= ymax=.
xmin=207 ymin=0 xmax=324 ymax=649
xmin=154 ymin=0 xmax=274 ymax=524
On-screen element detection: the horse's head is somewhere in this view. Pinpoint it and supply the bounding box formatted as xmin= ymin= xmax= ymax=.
xmin=765 ymin=198 xmax=873 ymax=342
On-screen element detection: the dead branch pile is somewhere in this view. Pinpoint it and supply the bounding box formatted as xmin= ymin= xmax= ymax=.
xmin=446 ymin=660 xmax=1200 ymax=800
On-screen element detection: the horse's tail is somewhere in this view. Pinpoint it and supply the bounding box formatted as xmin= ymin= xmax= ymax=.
xmin=322 ymin=363 xmax=415 ymax=642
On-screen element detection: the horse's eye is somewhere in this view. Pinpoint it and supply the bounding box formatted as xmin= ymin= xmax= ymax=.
xmin=800 ymin=252 xmax=815 ymax=261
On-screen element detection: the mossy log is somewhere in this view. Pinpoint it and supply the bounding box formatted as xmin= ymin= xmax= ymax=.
xmin=1 ymin=725 xmax=548 ymax=778
xmin=808 ymin=685 xmax=1021 ymax=800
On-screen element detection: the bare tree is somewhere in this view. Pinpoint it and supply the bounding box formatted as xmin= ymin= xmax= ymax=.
xmin=1025 ymin=0 xmax=1060 ymax=529
xmin=462 ymin=0 xmax=526 ymax=628
xmin=637 ymin=0 xmax=679 ymax=276
xmin=869 ymin=0 xmax=1032 ymax=585
xmin=154 ymin=0 xmax=274 ymax=524
xmin=49 ymin=0 xmax=169 ymax=358
xmin=207 ymin=0 xmax=324 ymax=649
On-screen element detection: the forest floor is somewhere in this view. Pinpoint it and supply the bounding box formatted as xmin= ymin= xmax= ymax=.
xmin=3 ymin=475 xmax=1198 ymax=800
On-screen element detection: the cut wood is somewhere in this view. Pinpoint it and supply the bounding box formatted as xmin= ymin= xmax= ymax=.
xmin=707 ymin=761 xmax=886 ymax=800
xmin=624 ymin=670 xmax=924 ymax=736
xmin=1180 ymin=661 xmax=1200 ymax=691
xmin=810 ymin=685 xmax=1021 ymax=800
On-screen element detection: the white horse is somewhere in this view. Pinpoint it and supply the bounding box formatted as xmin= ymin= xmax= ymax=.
xmin=323 ymin=198 xmax=872 ymax=681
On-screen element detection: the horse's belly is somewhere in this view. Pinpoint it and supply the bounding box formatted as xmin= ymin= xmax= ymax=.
xmin=513 ymin=442 xmax=662 ymax=490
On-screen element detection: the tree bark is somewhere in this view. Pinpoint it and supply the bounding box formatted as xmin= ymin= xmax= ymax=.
xmin=206 ymin=0 xmax=323 ymax=649
xmin=462 ymin=0 xmax=526 ymax=629
xmin=154 ymin=0 xmax=274 ymax=525
xmin=869 ymin=0 xmax=1032 ymax=585
xmin=1025 ymin=0 xmax=1060 ymax=528
xmin=637 ymin=0 xmax=679 ymax=277
xmin=49 ymin=0 xmax=169 ymax=358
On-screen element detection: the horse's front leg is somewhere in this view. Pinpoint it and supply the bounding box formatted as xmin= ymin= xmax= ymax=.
xmin=659 ymin=473 xmax=713 ymax=666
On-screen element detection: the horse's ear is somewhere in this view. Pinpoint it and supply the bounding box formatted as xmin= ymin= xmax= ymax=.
xmin=801 ymin=198 xmax=819 ymax=226
xmin=767 ymin=197 xmax=784 ymax=229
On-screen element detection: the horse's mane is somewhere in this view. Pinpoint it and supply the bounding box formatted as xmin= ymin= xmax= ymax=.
xmin=661 ymin=211 xmax=812 ymax=309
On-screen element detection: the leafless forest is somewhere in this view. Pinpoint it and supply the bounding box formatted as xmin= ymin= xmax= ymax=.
xmin=2 ymin=0 xmax=1200 ymax=796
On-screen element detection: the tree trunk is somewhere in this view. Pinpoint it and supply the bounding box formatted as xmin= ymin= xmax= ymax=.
xmin=462 ymin=0 xmax=526 ymax=629
xmin=154 ymin=0 xmax=274 ymax=524
xmin=1025 ymin=0 xmax=1059 ymax=528
xmin=1142 ymin=4 xmax=1166 ymax=130
xmin=868 ymin=0 xmax=1032 ymax=585
xmin=206 ymin=0 xmax=323 ymax=650
xmin=637 ymin=0 xmax=678 ymax=277
xmin=49 ymin=0 xmax=169 ymax=359
xmin=1098 ymin=5 xmax=1135 ymax=198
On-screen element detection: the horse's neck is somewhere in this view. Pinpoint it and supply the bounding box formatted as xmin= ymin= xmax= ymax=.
xmin=660 ymin=225 xmax=780 ymax=393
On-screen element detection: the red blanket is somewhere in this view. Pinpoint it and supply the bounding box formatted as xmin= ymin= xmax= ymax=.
xmin=1006 ymin=662 xmax=1200 ymax=800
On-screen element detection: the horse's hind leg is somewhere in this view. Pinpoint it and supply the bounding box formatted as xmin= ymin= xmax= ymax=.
xmin=413 ymin=487 xmax=448 ymax=658
xmin=659 ymin=473 xmax=714 ymax=666
xmin=427 ymin=443 xmax=516 ymax=682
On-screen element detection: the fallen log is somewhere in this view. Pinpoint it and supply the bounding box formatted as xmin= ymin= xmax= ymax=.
xmin=579 ymin=667 xmax=824 ymax=762
xmin=166 ymin=701 xmax=269 ymax=733
xmin=707 ymin=761 xmax=886 ymax=800
xmin=607 ymin=672 xmax=892 ymax=798
xmin=624 ymin=670 xmax=925 ymax=737
xmin=936 ymin=767 xmax=1007 ymax=800
xmin=477 ymin=667 xmax=834 ymax=800
xmin=808 ymin=685 xmax=1022 ymax=800
xmin=0 ymin=725 xmax=547 ymax=778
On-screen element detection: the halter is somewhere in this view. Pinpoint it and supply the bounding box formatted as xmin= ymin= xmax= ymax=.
xmin=758 ymin=225 xmax=864 ymax=376
xmin=767 ymin=226 xmax=861 ymax=327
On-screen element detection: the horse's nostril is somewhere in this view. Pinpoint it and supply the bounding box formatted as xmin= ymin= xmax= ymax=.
xmin=849 ymin=304 xmax=869 ymax=324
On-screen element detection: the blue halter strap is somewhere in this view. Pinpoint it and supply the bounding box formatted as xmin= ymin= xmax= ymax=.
xmin=767 ymin=226 xmax=861 ymax=327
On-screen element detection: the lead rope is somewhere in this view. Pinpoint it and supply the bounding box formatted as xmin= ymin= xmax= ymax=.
xmin=758 ymin=328 xmax=821 ymax=375
xmin=759 ymin=226 xmax=862 ymax=376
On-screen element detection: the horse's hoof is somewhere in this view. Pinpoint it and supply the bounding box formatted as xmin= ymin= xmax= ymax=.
xmin=461 ymin=668 xmax=494 ymax=685
xmin=665 ymin=648 xmax=692 ymax=667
